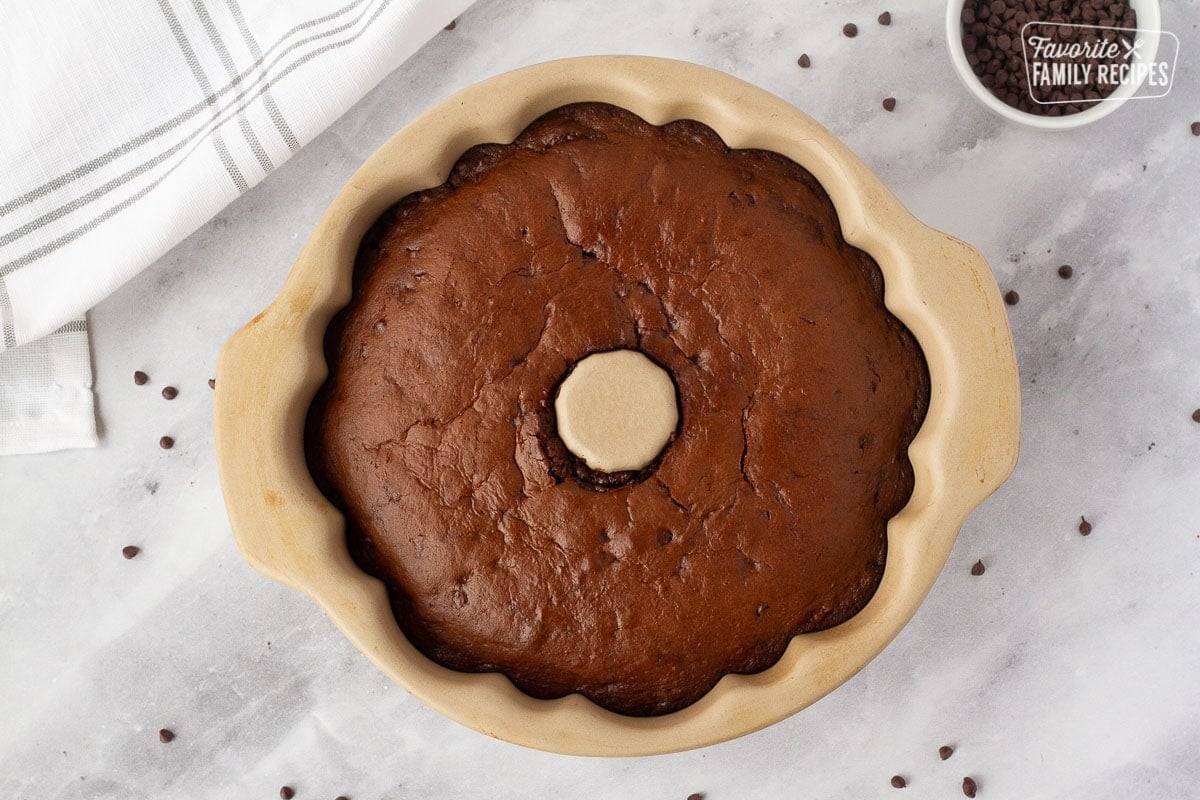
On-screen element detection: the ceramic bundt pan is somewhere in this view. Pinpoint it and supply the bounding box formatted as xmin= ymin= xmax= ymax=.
xmin=214 ymin=56 xmax=1020 ymax=756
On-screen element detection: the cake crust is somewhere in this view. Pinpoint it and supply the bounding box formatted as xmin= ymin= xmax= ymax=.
xmin=307 ymin=103 xmax=929 ymax=716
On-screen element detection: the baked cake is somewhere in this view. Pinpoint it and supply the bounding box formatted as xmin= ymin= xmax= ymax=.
xmin=306 ymin=102 xmax=929 ymax=716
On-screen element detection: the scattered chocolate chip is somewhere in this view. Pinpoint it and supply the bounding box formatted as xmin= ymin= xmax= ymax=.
xmin=161 ymin=386 xmax=178 ymax=400
xmin=687 ymin=794 xmax=704 ymax=800
xmin=335 ymin=797 xmax=349 ymax=800
xmin=158 ymin=728 xmax=174 ymax=743
xmin=444 ymin=18 xmax=456 ymax=30
xmin=208 ymin=378 xmax=216 ymax=389
xmin=655 ymin=529 xmax=674 ymax=546
xmin=963 ymin=776 xmax=978 ymax=797
xmin=1057 ymin=264 xmax=1073 ymax=279
xmin=1191 ymin=122 xmax=1200 ymax=136
xmin=122 ymin=545 xmax=140 ymax=560
xmin=159 ymin=436 xmax=175 ymax=450
xmin=843 ymin=22 xmax=858 ymax=37
xmin=1004 ymin=290 xmax=1019 ymax=306
xmin=939 ymin=745 xmax=955 ymax=760
xmin=970 ymin=559 xmax=986 ymax=576
xmin=878 ymin=11 xmax=892 ymax=25
xmin=134 ymin=370 xmax=149 ymax=386
xmin=279 ymin=787 xmax=295 ymax=800
xmin=890 ymin=775 xmax=907 ymax=788
xmin=1192 ymin=408 xmax=1200 ymax=423
xmin=882 ymin=97 xmax=897 ymax=112
xmin=1078 ymin=516 xmax=1093 ymax=536
xmin=798 ymin=53 xmax=812 ymax=68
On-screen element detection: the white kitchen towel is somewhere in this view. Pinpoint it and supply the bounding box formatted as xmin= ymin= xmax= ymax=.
xmin=0 ymin=0 xmax=474 ymax=455
xmin=0 ymin=318 xmax=96 ymax=455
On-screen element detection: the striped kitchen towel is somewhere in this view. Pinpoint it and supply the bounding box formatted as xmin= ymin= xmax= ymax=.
xmin=0 ymin=0 xmax=473 ymax=455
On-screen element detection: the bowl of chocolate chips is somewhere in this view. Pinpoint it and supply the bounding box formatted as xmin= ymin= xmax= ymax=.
xmin=946 ymin=0 xmax=1162 ymax=128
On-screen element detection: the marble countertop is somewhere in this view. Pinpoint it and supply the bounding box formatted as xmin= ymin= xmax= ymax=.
xmin=3 ymin=0 xmax=1199 ymax=797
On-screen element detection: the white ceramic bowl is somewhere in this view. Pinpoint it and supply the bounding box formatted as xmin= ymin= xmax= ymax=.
xmin=945 ymin=0 xmax=1161 ymax=129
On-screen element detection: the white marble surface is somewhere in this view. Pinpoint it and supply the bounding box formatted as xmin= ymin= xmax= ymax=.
xmin=3 ymin=0 xmax=1200 ymax=797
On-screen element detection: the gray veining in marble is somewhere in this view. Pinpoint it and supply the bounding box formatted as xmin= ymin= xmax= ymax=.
xmin=3 ymin=0 xmax=1199 ymax=797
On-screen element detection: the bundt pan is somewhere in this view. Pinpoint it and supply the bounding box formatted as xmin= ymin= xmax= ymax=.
xmin=214 ymin=56 xmax=1020 ymax=756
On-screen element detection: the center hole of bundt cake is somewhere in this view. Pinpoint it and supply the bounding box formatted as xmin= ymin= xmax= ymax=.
xmin=553 ymin=349 xmax=679 ymax=475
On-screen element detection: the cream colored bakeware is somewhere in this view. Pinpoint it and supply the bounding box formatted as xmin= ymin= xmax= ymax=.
xmin=215 ymin=56 xmax=1020 ymax=756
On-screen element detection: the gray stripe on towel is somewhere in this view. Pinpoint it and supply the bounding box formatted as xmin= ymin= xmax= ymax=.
xmin=157 ymin=0 xmax=249 ymax=192
xmin=0 ymin=0 xmax=394 ymax=279
xmin=0 ymin=0 xmax=368 ymax=218
xmin=192 ymin=0 xmax=275 ymax=175
xmin=226 ymin=0 xmax=300 ymax=153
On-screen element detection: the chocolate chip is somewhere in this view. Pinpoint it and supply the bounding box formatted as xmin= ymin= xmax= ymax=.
xmin=882 ymin=97 xmax=897 ymax=111
xmin=687 ymin=794 xmax=704 ymax=800
xmin=335 ymin=797 xmax=349 ymax=800
xmin=1004 ymin=290 xmax=1019 ymax=306
xmin=890 ymin=775 xmax=907 ymax=788
xmin=1078 ymin=516 xmax=1093 ymax=536
xmin=122 ymin=545 xmax=140 ymax=560
xmin=134 ymin=370 xmax=149 ymax=386
xmin=843 ymin=22 xmax=858 ymax=37
xmin=963 ymin=776 xmax=978 ymax=797
xmin=961 ymin=0 xmax=1136 ymax=115
xmin=798 ymin=53 xmax=812 ymax=68
xmin=444 ymin=19 xmax=456 ymax=30
xmin=208 ymin=378 xmax=216 ymax=390
xmin=279 ymin=787 xmax=295 ymax=800
xmin=1192 ymin=408 xmax=1200 ymax=423
xmin=878 ymin=11 xmax=892 ymax=25
xmin=1191 ymin=122 xmax=1200 ymax=136
xmin=158 ymin=728 xmax=174 ymax=743
xmin=655 ymin=529 xmax=674 ymax=546
xmin=159 ymin=436 xmax=175 ymax=450
xmin=970 ymin=559 xmax=986 ymax=576
xmin=1057 ymin=264 xmax=1073 ymax=279
xmin=161 ymin=386 xmax=178 ymax=400
xmin=939 ymin=745 xmax=955 ymax=760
